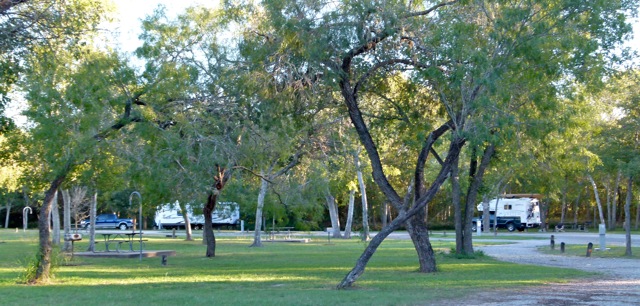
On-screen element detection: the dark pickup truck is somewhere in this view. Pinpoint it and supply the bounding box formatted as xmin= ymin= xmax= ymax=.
xmin=471 ymin=215 xmax=522 ymax=232
xmin=81 ymin=213 xmax=134 ymax=230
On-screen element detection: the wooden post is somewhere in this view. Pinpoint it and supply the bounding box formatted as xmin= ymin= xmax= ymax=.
xmin=550 ymin=235 xmax=555 ymax=250
xmin=560 ymin=242 xmax=565 ymax=253
xmin=586 ymin=242 xmax=593 ymax=257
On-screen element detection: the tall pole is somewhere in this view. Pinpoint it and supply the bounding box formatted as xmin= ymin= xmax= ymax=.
xmin=129 ymin=191 xmax=142 ymax=261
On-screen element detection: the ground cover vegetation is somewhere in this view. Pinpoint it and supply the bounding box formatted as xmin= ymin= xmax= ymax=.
xmin=0 ymin=0 xmax=639 ymax=287
xmin=0 ymin=229 xmax=592 ymax=305
xmin=539 ymin=243 xmax=640 ymax=259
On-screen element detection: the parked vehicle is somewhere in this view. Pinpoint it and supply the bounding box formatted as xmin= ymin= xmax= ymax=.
xmin=471 ymin=215 xmax=522 ymax=232
xmin=473 ymin=194 xmax=542 ymax=232
xmin=154 ymin=202 xmax=240 ymax=230
xmin=81 ymin=213 xmax=134 ymax=230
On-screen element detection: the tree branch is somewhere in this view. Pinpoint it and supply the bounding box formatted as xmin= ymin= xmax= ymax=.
xmin=414 ymin=120 xmax=452 ymax=200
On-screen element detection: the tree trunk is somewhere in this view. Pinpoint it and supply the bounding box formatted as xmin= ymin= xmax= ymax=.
xmin=203 ymin=166 xmax=230 ymax=257
xmin=611 ymin=170 xmax=621 ymax=230
xmin=337 ymin=158 xmax=456 ymax=288
xmin=4 ymin=200 xmax=10 ymax=229
xmin=326 ymin=193 xmax=342 ymax=238
xmin=251 ymin=174 xmax=268 ymax=247
xmin=337 ymin=138 xmax=463 ymax=289
xmin=560 ymin=176 xmax=568 ymax=224
xmin=636 ymin=191 xmax=640 ymax=230
xmin=573 ymin=184 xmax=584 ymax=228
xmin=405 ymin=207 xmax=436 ymax=272
xmin=344 ymin=189 xmax=355 ymax=239
xmin=51 ymin=192 xmax=60 ymax=246
xmin=461 ymin=143 xmax=494 ymax=252
xmin=381 ymin=201 xmax=388 ymax=228
xmin=31 ymin=175 xmax=65 ymax=284
xmin=62 ymin=189 xmax=72 ymax=252
xmin=451 ymin=152 xmax=463 ymax=254
xmin=86 ymin=192 xmax=97 ymax=252
xmin=482 ymin=195 xmax=491 ymax=233
xmin=354 ymin=154 xmax=370 ymax=241
xmin=178 ymin=202 xmax=193 ymax=241
xmin=540 ymin=198 xmax=549 ymax=232
xmin=203 ymin=199 xmax=216 ymax=256
xmin=605 ymin=177 xmax=612 ymax=229
xmin=587 ymin=174 xmax=606 ymax=225
xmin=624 ymin=176 xmax=632 ymax=256
xmin=493 ymin=197 xmax=502 ymax=236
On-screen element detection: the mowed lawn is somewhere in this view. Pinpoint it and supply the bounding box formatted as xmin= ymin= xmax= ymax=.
xmin=0 ymin=229 xmax=592 ymax=305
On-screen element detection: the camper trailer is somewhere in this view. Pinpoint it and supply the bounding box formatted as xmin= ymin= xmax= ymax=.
xmin=475 ymin=194 xmax=541 ymax=231
xmin=154 ymin=202 xmax=240 ymax=230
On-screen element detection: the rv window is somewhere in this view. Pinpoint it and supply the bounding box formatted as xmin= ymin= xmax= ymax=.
xmin=503 ymin=204 xmax=512 ymax=210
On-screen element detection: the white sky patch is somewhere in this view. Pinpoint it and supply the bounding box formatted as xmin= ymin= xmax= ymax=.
xmin=101 ymin=0 xmax=221 ymax=54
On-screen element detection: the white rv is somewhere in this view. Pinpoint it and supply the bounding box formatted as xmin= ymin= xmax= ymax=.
xmin=154 ymin=201 xmax=240 ymax=230
xmin=477 ymin=194 xmax=541 ymax=230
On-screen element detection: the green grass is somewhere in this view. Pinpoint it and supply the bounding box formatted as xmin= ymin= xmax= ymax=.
xmin=0 ymin=229 xmax=592 ymax=306
xmin=539 ymin=243 xmax=640 ymax=258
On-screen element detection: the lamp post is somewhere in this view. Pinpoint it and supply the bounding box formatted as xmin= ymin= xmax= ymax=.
xmin=129 ymin=191 xmax=142 ymax=261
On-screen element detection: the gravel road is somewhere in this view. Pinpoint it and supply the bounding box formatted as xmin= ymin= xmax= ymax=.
xmin=438 ymin=232 xmax=640 ymax=305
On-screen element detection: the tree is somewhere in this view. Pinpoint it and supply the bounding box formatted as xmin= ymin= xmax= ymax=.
xmin=0 ymin=0 xmax=110 ymax=133
xmin=203 ymin=166 xmax=231 ymax=257
xmin=231 ymin=0 xmax=636 ymax=288
xmin=15 ymin=42 xmax=155 ymax=284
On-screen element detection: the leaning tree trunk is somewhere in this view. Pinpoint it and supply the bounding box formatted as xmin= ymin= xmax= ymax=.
xmin=337 ymin=163 xmax=452 ymax=289
xmin=337 ymin=139 xmax=462 ymax=289
xmin=61 ymin=189 xmax=72 ymax=252
xmin=587 ymin=174 xmax=606 ymax=226
xmin=326 ymin=193 xmax=342 ymax=238
xmin=31 ymin=175 xmax=65 ymax=284
xmin=624 ymin=176 xmax=633 ymax=256
xmin=251 ymin=174 xmax=269 ymax=247
xmin=343 ymin=189 xmax=355 ymax=239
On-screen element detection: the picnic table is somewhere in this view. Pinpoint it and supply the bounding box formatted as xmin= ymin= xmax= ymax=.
xmin=100 ymin=232 xmax=146 ymax=252
xmin=269 ymin=227 xmax=294 ymax=240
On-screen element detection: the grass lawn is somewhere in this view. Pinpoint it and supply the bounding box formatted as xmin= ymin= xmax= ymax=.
xmin=0 ymin=229 xmax=592 ymax=306
xmin=539 ymin=243 xmax=640 ymax=258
